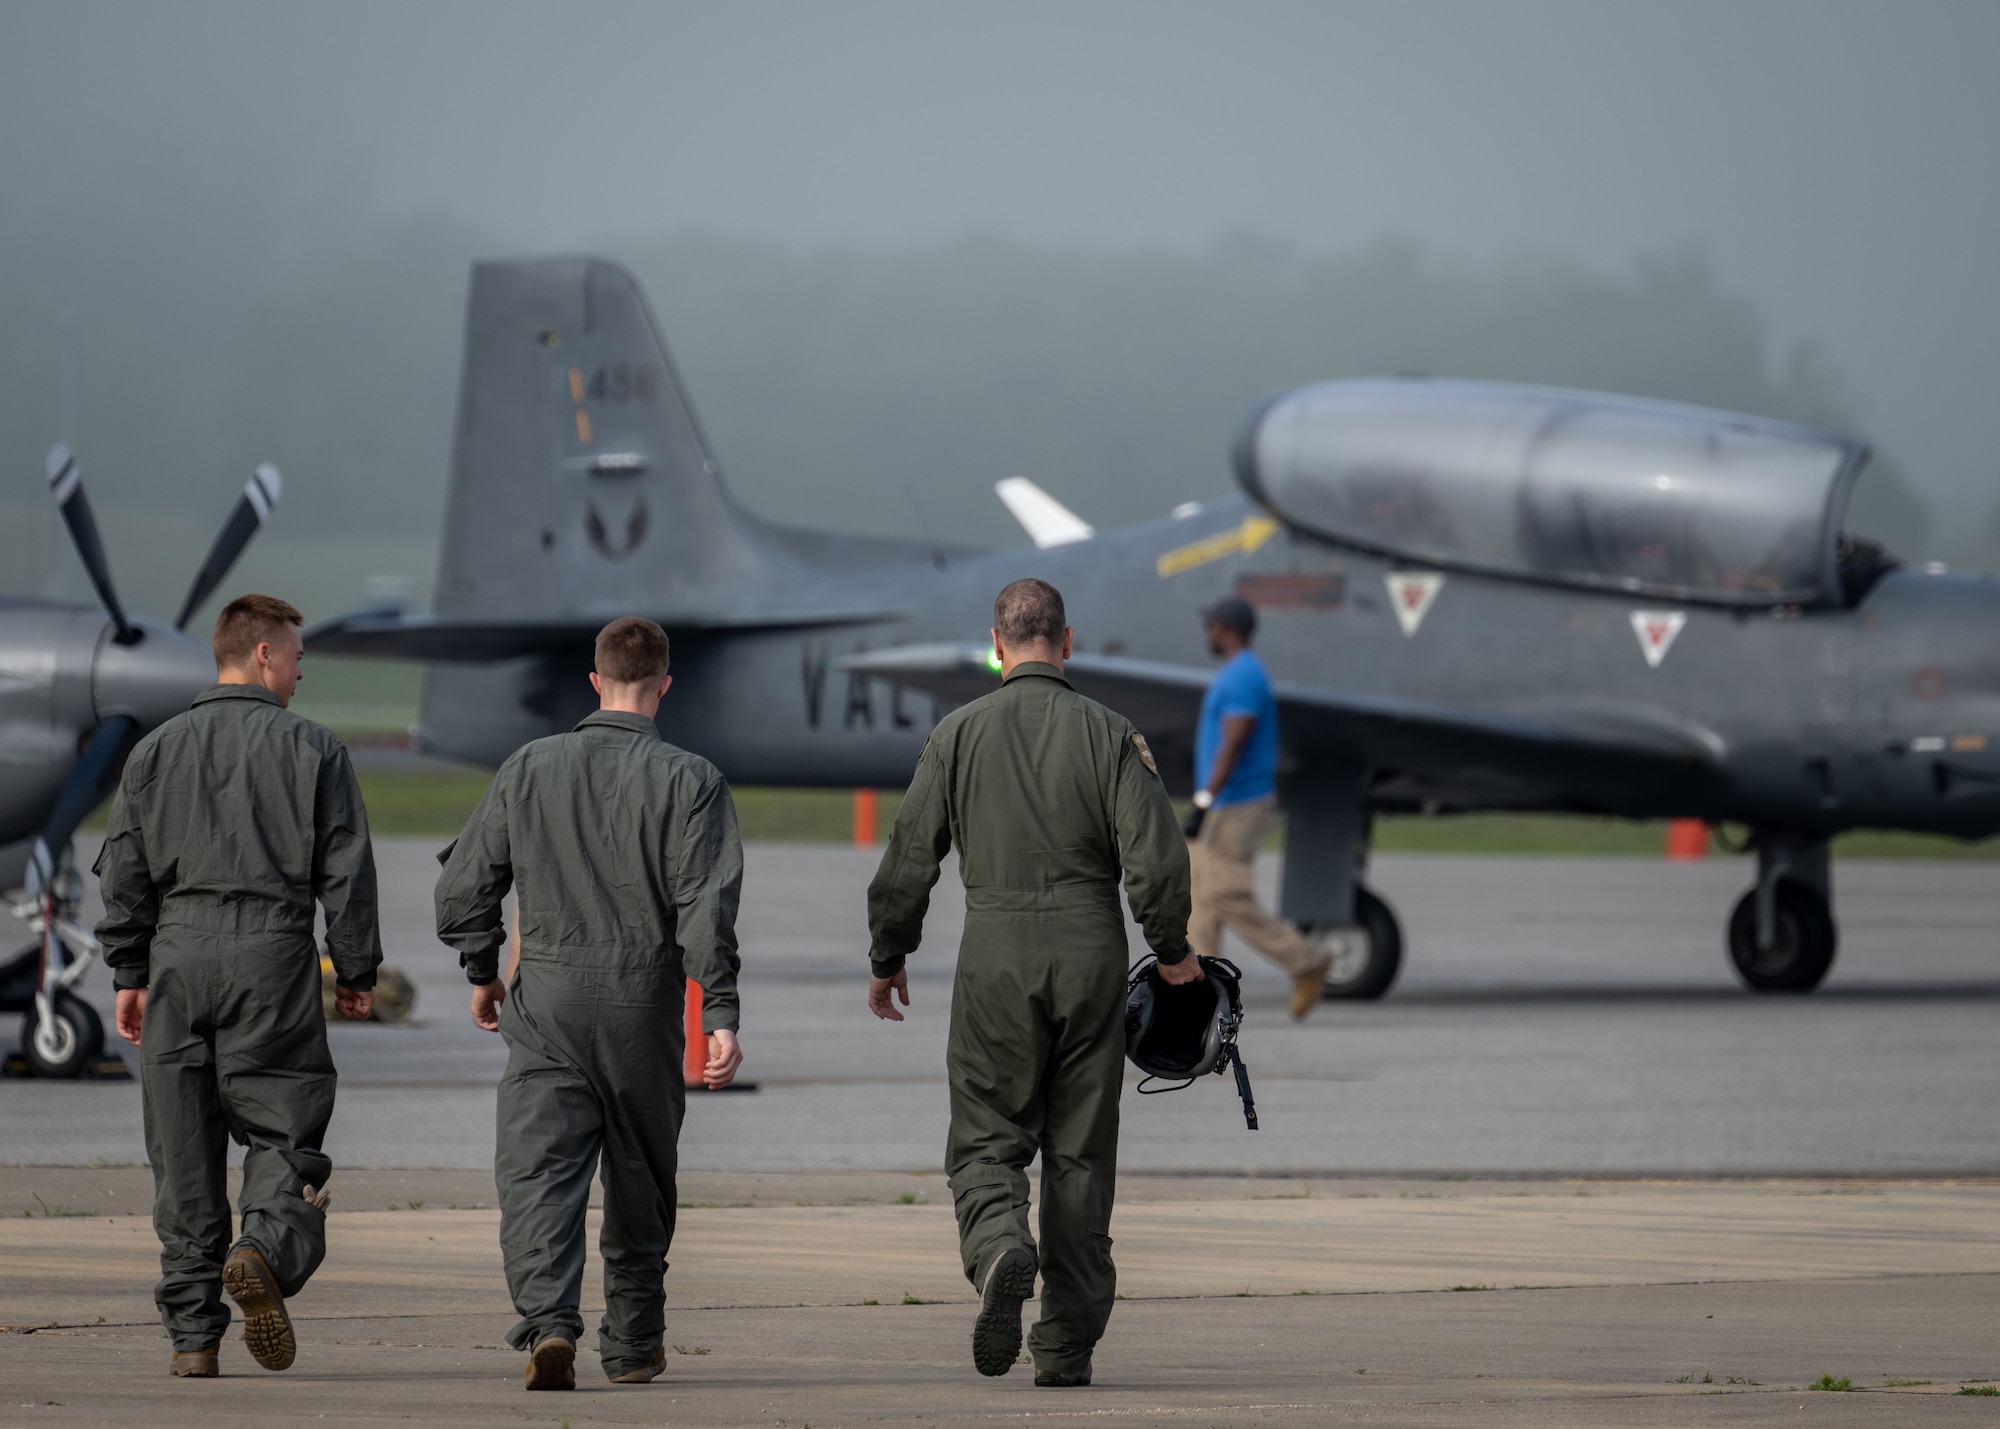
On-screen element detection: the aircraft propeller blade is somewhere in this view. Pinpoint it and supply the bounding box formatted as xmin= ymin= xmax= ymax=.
xmin=45 ymin=444 xmax=136 ymax=644
xmin=174 ymin=464 xmax=283 ymax=630
xmin=25 ymin=714 xmax=139 ymax=897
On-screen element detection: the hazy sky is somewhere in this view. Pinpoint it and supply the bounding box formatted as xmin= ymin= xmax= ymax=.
xmin=5 ymin=0 xmax=1997 ymax=506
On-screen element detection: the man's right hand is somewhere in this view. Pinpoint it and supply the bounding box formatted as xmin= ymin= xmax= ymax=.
xmin=470 ymin=979 xmax=506 ymax=1032
xmin=115 ymin=988 xmax=146 ymax=1046
xmin=704 ymin=1028 xmax=743 ymax=1088
xmin=1156 ymin=952 xmax=1206 ymax=986
xmin=868 ymin=969 xmax=911 ymax=1022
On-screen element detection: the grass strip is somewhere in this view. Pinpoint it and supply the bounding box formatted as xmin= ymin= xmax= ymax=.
xmin=93 ymin=762 xmax=2000 ymax=857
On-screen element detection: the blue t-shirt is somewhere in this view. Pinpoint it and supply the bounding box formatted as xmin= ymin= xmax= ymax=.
xmin=1196 ymin=649 xmax=1278 ymax=806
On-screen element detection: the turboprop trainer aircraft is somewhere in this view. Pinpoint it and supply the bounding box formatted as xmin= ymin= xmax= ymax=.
xmin=310 ymin=255 xmax=2000 ymax=1001
xmin=0 ymin=451 xmax=283 ymax=1074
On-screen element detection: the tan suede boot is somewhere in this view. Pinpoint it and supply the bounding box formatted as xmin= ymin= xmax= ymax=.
xmin=221 ymin=1245 xmax=296 ymax=1372
xmin=525 ymin=1336 xmax=576 ymax=1391
xmin=608 ymin=1345 xmax=666 ymax=1384
xmin=1290 ymin=952 xmax=1334 ymax=1020
xmin=169 ymin=1345 xmax=219 ymax=1378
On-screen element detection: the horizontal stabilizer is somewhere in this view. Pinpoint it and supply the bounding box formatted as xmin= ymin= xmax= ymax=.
xmin=995 ymin=477 xmax=1095 ymax=548
xmin=309 ymin=604 xmax=903 ymax=662
xmin=837 ymin=646 xmax=1722 ymax=786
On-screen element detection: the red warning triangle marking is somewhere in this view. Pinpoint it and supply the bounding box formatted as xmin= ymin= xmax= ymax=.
xmin=1384 ymin=572 xmax=1443 ymax=636
xmin=1629 ymin=609 xmax=1687 ymax=668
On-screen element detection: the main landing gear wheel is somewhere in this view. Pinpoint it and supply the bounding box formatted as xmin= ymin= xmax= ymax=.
xmin=1727 ymin=879 xmax=1836 ymax=993
xmin=1305 ymin=886 xmax=1403 ymax=1001
xmin=22 ymin=990 xmax=104 ymax=1078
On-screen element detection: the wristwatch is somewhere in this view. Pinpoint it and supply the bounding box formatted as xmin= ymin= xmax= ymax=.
xmin=1192 ymin=789 xmax=1215 ymax=810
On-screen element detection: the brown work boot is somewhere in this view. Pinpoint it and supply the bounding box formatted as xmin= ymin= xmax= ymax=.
xmin=1290 ymin=953 xmax=1333 ymax=1020
xmin=608 ymin=1345 xmax=666 ymax=1384
xmin=169 ymin=1345 xmax=219 ymax=1378
xmin=221 ymin=1245 xmax=296 ymax=1371
xmin=525 ymin=1335 xmax=576 ymax=1391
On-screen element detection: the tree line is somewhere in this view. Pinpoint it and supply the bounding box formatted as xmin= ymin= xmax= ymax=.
xmin=0 ymin=221 xmax=1938 ymax=627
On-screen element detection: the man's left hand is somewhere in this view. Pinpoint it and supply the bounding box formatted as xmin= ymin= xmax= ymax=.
xmin=1156 ymin=953 xmax=1206 ymax=986
xmin=334 ymin=984 xmax=375 ymax=1021
xmin=704 ymin=1029 xmax=743 ymax=1088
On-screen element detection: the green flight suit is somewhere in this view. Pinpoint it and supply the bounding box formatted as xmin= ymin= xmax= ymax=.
xmin=434 ymin=710 xmax=743 ymax=1378
xmin=95 ymin=683 xmax=382 ymax=1351
xmin=867 ymin=661 xmax=1190 ymax=1378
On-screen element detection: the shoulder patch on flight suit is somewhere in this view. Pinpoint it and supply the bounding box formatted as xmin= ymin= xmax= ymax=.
xmin=1130 ymin=732 xmax=1159 ymax=776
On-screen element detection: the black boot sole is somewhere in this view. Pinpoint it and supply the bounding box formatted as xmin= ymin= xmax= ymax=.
xmin=972 ymin=1247 xmax=1036 ymax=1377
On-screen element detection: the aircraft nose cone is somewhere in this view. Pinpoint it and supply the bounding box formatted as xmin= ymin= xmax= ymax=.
xmin=92 ymin=617 xmax=213 ymax=731
xmin=1231 ymin=390 xmax=1291 ymax=500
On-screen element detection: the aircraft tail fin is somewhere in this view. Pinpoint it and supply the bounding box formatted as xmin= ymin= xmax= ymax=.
xmin=431 ymin=256 xmax=772 ymax=624
xmin=995 ymin=477 xmax=1095 ymax=548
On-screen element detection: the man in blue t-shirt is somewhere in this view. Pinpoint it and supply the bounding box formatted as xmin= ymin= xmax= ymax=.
xmin=1186 ymin=597 xmax=1331 ymax=1019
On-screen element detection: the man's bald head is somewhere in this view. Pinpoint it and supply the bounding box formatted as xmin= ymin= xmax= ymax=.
xmin=991 ymin=578 xmax=1072 ymax=675
xmin=994 ymin=579 xmax=1066 ymax=647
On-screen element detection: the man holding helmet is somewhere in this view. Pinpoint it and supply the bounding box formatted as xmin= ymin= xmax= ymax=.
xmin=866 ymin=578 xmax=1195 ymax=1388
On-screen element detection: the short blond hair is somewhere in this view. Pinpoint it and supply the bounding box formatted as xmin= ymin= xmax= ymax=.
xmin=595 ymin=616 xmax=670 ymax=684
xmin=213 ymin=594 xmax=303 ymax=669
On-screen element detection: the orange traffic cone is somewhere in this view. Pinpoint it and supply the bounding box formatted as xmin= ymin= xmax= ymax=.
xmin=684 ymin=982 xmax=706 ymax=1090
xmin=854 ymin=788 xmax=878 ymax=847
xmin=1665 ymin=818 xmax=1709 ymax=861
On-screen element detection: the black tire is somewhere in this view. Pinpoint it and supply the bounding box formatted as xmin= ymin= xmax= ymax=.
xmin=22 ymin=991 xmax=103 ymax=1078
xmin=1727 ymin=879 xmax=1836 ymax=992
xmin=1305 ymin=885 xmax=1404 ymax=1001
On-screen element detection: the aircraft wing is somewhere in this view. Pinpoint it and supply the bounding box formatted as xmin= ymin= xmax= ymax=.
xmin=832 ymin=644 xmax=1214 ymax=731
xmin=839 ymin=645 xmax=1723 ymax=788
xmin=307 ymin=605 xmax=904 ymax=662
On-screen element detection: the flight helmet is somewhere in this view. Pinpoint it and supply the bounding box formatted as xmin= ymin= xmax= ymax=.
xmin=1123 ymin=953 xmax=1259 ymax=1128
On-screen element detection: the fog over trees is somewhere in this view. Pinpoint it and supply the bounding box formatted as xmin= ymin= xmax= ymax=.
xmin=0 ymin=222 xmax=1939 ymax=631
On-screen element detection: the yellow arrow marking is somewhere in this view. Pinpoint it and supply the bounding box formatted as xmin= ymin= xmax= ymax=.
xmin=1156 ymin=516 xmax=1280 ymax=577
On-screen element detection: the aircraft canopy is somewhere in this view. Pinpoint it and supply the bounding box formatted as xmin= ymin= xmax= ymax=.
xmin=1236 ymin=379 xmax=1869 ymax=607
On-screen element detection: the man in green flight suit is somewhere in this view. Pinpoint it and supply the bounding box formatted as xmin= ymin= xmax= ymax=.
xmin=97 ymin=593 xmax=382 ymax=1380
xmin=436 ymin=616 xmax=744 ymax=1393
xmin=867 ymin=578 xmax=1198 ymax=1387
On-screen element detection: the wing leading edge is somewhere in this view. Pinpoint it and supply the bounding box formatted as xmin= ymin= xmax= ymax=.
xmin=308 ymin=605 xmax=904 ymax=662
xmin=837 ymin=645 xmax=1723 ymax=797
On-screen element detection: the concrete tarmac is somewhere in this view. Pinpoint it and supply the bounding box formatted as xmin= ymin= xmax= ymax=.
xmin=3 ymin=1169 xmax=1996 ymax=1425
xmin=4 ymin=840 xmax=1997 ymax=1174
xmin=4 ymin=843 xmax=1997 ymax=1424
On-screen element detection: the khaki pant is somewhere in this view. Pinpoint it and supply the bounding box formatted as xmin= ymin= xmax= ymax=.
xmin=1188 ymin=796 xmax=1322 ymax=979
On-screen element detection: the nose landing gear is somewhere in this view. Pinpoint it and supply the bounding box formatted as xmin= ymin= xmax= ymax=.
xmin=2 ymin=860 xmax=112 ymax=1078
xmin=1727 ymin=837 xmax=1836 ymax=992
xmin=1306 ymin=886 xmax=1404 ymax=1000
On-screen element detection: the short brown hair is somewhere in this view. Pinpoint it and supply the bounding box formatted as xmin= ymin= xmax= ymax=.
xmin=212 ymin=594 xmax=303 ymax=669
xmin=994 ymin=578 xmax=1066 ymax=647
xmin=595 ymin=616 xmax=670 ymax=684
